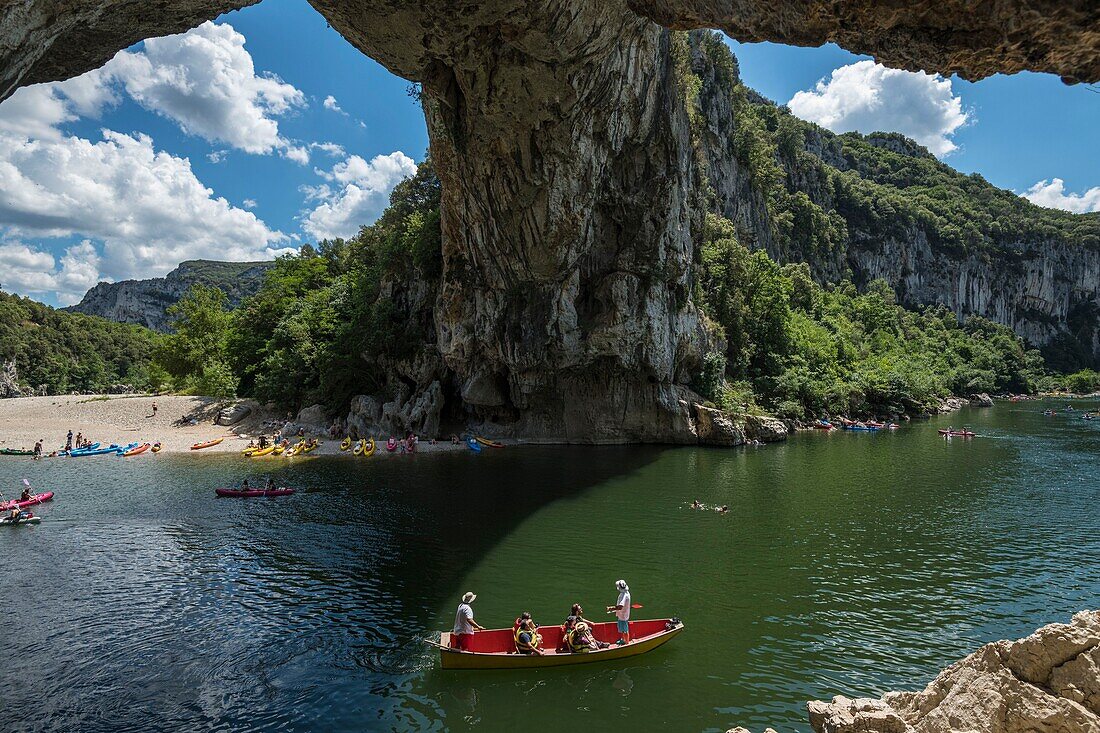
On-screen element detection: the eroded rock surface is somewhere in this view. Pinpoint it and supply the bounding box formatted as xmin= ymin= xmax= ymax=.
xmin=805 ymin=610 xmax=1100 ymax=733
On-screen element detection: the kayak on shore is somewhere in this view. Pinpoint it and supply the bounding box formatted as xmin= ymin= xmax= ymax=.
xmin=122 ymin=442 xmax=151 ymax=457
xmin=0 ymin=447 xmax=34 ymax=456
xmin=190 ymin=437 xmax=224 ymax=450
xmin=466 ymin=437 xmax=482 ymax=452
xmin=0 ymin=491 xmax=54 ymax=511
xmin=215 ymin=487 xmax=296 ymax=498
xmin=475 ymin=436 xmax=504 ymax=448
xmin=427 ymin=618 xmax=684 ymax=670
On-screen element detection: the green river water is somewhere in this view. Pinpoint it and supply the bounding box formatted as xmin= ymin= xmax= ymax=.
xmin=0 ymin=399 xmax=1097 ymax=732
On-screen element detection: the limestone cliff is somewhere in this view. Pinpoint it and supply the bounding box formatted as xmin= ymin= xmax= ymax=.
xmin=66 ymin=259 xmax=274 ymax=332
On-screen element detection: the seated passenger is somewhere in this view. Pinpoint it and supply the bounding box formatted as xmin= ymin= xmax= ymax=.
xmin=265 ymin=478 xmax=277 ymax=492
xmin=513 ymin=613 xmax=543 ymax=655
xmin=20 ymin=487 xmax=32 ymax=502
xmin=567 ymin=622 xmax=598 ymax=653
xmin=241 ymin=479 xmax=250 ymax=491
xmin=570 ymin=603 xmax=596 ymax=629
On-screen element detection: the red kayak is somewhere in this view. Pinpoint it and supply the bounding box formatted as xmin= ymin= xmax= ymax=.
xmin=215 ymin=487 xmax=296 ymax=498
xmin=123 ymin=442 xmax=151 ymax=456
xmin=939 ymin=429 xmax=976 ymax=437
xmin=386 ymin=438 xmax=398 ymax=452
xmin=0 ymin=491 xmax=54 ymax=511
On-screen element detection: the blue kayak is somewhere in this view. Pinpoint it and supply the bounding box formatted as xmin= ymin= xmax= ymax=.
xmin=466 ymin=437 xmax=482 ymax=453
xmin=71 ymin=443 xmax=123 ymax=456
xmin=65 ymin=442 xmax=102 ymax=456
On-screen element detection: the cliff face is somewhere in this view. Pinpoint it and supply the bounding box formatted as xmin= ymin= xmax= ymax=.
xmin=66 ymin=260 xmax=273 ymax=332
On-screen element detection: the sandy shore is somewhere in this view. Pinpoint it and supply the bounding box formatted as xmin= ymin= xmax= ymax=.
xmin=0 ymin=394 xmax=472 ymax=456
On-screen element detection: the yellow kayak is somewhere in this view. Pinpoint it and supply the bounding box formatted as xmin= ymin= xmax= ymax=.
xmin=340 ymin=437 xmax=351 ymax=451
xmin=251 ymin=445 xmax=276 ymax=457
xmin=364 ymin=437 xmax=376 ymax=457
xmin=353 ymin=439 xmax=366 ymax=456
xmin=272 ymin=444 xmax=286 ymax=455
xmin=301 ymin=441 xmax=319 ymax=454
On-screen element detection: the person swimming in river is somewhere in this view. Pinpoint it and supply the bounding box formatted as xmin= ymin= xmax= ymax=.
xmin=690 ymin=499 xmax=702 ymax=510
xmin=717 ymin=505 xmax=729 ymax=514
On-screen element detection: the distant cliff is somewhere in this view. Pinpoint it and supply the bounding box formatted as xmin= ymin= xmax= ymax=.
xmin=66 ymin=260 xmax=274 ymax=332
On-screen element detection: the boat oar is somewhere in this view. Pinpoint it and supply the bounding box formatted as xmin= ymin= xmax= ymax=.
xmin=631 ymin=604 xmax=643 ymax=609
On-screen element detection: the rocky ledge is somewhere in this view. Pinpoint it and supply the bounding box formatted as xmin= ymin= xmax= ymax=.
xmin=731 ymin=609 xmax=1100 ymax=733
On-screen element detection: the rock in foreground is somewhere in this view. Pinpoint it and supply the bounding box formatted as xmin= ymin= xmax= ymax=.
xmin=806 ymin=610 xmax=1100 ymax=733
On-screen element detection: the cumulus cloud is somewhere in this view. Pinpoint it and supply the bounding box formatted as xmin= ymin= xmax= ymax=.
xmin=788 ymin=60 xmax=968 ymax=157
xmin=302 ymin=151 xmax=417 ymax=240
xmin=0 ymin=239 xmax=102 ymax=304
xmin=243 ymin=198 xmax=257 ymax=209
xmin=1021 ymin=178 xmax=1100 ymax=214
xmin=323 ymin=95 xmax=344 ymax=113
xmin=102 ymin=22 xmax=307 ymax=161
xmin=0 ymin=129 xmax=287 ymax=284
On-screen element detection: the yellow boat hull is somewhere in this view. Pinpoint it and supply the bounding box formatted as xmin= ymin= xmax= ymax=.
xmin=340 ymin=437 xmax=351 ymax=451
xmin=363 ymin=437 xmax=375 ymax=457
xmin=251 ymin=445 xmax=276 ymax=457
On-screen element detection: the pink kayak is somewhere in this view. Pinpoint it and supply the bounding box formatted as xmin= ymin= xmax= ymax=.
xmin=0 ymin=491 xmax=54 ymax=511
xmin=215 ymin=487 xmax=296 ymax=498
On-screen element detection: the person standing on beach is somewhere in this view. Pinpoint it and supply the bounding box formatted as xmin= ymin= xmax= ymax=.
xmin=606 ymin=579 xmax=632 ymax=645
xmin=33 ymin=439 xmax=43 ymax=460
xmin=151 ymin=401 xmax=157 ymax=419
xmin=65 ymin=431 xmax=73 ymax=451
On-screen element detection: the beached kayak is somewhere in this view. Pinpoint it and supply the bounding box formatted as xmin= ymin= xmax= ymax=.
xmin=190 ymin=438 xmax=224 ymax=450
xmin=122 ymin=442 xmax=151 ymax=457
xmin=428 ymin=618 xmax=684 ymax=670
xmin=364 ymin=437 xmax=375 ymax=457
xmin=151 ymin=442 xmax=162 ymax=453
xmin=0 ymin=491 xmax=54 ymax=511
xmin=71 ymin=444 xmax=125 ymax=456
xmin=466 ymin=437 xmax=482 ymax=453
xmin=0 ymin=514 xmax=41 ymax=526
xmin=340 ymin=437 xmax=352 ymax=451
xmin=0 ymin=448 xmax=34 ymax=456
xmin=475 ymin=436 xmax=504 ymax=448
xmin=250 ymin=445 xmax=276 ymax=457
xmin=386 ymin=438 xmax=398 ymax=452
xmin=65 ymin=442 xmax=101 ymax=456
xmin=215 ymin=487 xmax=296 ymax=498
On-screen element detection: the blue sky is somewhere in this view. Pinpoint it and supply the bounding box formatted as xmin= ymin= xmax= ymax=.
xmin=0 ymin=0 xmax=1096 ymax=306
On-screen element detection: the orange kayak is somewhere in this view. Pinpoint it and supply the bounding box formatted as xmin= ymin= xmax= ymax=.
xmin=123 ymin=442 xmax=151 ymax=456
xmin=190 ymin=437 xmax=224 ymax=450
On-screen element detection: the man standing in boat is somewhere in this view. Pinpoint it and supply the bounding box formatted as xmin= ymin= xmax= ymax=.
xmin=453 ymin=592 xmax=484 ymax=650
xmin=606 ymin=579 xmax=631 ymax=645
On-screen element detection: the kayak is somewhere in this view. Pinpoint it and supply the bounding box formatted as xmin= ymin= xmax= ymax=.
xmin=66 ymin=442 xmax=102 ymax=456
xmin=241 ymin=446 xmax=259 ymax=456
xmin=340 ymin=437 xmax=352 ymax=451
xmin=273 ymin=444 xmax=286 ymax=455
xmin=301 ymin=441 xmax=318 ymax=454
xmin=386 ymin=438 xmax=398 ymax=452
xmin=812 ymin=421 xmax=834 ymax=430
xmin=285 ymin=442 xmax=304 ymax=457
xmin=190 ymin=437 xmax=224 ymax=450
xmin=122 ymin=442 xmax=151 ymax=457
xmin=842 ymin=424 xmax=879 ymax=432
xmin=215 ymin=487 xmax=296 ymax=498
xmin=71 ymin=444 xmax=124 ymax=456
xmin=352 ymin=439 xmax=365 ymax=456
xmin=0 ymin=514 xmax=41 ymax=526
xmin=250 ymin=445 xmax=276 ymax=457
xmin=364 ymin=437 xmax=376 ymax=456
xmin=0 ymin=448 xmax=34 ymax=456
xmin=151 ymin=442 xmax=162 ymax=453
xmin=475 ymin=436 xmax=504 ymax=448
xmin=429 ymin=618 xmax=684 ymax=670
xmin=466 ymin=437 xmax=482 ymax=453
xmin=939 ymin=429 xmax=976 ymax=437
xmin=0 ymin=491 xmax=54 ymax=511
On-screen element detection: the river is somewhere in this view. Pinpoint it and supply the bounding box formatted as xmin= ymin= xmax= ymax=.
xmin=1 ymin=399 xmax=1097 ymax=732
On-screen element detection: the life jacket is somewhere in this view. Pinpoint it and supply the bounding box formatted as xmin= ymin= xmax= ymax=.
xmin=514 ymin=624 xmax=541 ymax=652
xmin=566 ymin=627 xmax=590 ymax=653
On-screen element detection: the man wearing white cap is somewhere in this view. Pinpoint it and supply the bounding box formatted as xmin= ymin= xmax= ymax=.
xmin=606 ymin=579 xmax=631 ymax=645
xmin=453 ymin=591 xmax=484 ymax=651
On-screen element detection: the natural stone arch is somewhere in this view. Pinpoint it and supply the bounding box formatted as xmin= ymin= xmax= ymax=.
xmin=2 ymin=0 xmax=1097 ymax=441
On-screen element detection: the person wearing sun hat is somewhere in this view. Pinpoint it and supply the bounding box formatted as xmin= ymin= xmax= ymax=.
xmin=452 ymin=591 xmax=484 ymax=651
xmin=606 ymin=579 xmax=632 ymax=645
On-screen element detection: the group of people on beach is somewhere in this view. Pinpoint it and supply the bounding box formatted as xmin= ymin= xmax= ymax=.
xmin=453 ymin=580 xmax=635 ymax=656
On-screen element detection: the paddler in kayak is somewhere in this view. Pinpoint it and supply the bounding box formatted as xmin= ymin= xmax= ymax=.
xmin=264 ymin=478 xmax=277 ymax=492
xmin=19 ymin=486 xmax=32 ymax=502
xmin=240 ymin=478 xmax=251 ymax=491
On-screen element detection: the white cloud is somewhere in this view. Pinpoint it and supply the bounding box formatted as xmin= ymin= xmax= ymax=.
xmin=243 ymin=198 xmax=257 ymax=209
xmin=101 ymin=22 xmax=306 ymax=161
xmin=311 ymin=141 xmax=345 ymax=157
xmin=1021 ymin=178 xmax=1100 ymax=214
xmin=302 ymin=151 xmax=417 ymax=240
xmin=323 ymin=95 xmax=344 ymax=113
xmin=0 ymin=129 xmax=287 ymax=284
xmin=788 ymin=60 xmax=969 ymax=157
xmin=0 ymin=86 xmax=75 ymax=140
xmin=206 ymin=150 xmax=228 ymax=163
xmin=0 ymin=239 xmax=102 ymax=304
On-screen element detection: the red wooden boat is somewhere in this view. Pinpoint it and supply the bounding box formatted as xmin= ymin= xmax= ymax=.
xmin=428 ymin=618 xmax=684 ymax=669
xmin=939 ymin=429 xmax=976 ymax=437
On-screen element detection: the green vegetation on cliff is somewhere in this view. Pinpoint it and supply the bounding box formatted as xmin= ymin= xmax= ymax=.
xmin=695 ymin=214 xmax=1048 ymax=418
xmin=0 ymin=290 xmax=162 ymax=394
